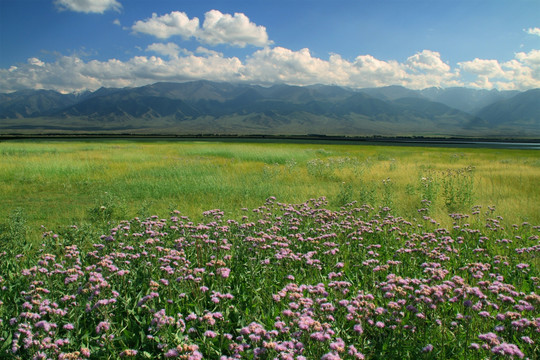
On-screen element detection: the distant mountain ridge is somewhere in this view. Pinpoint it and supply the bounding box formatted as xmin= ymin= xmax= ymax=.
xmin=0 ymin=81 xmax=538 ymax=137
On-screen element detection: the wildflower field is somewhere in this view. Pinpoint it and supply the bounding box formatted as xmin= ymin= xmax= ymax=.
xmin=0 ymin=140 xmax=539 ymax=359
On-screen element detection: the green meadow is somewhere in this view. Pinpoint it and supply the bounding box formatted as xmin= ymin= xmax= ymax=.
xmin=1 ymin=139 xmax=539 ymax=359
xmin=1 ymin=139 xmax=539 ymax=242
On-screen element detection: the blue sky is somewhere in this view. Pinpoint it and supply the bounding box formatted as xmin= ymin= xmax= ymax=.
xmin=1 ymin=0 xmax=539 ymax=93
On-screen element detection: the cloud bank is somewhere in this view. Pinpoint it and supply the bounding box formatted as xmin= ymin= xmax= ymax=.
xmin=2 ymin=47 xmax=540 ymax=93
xmin=54 ymin=0 xmax=122 ymax=14
xmin=2 ymin=8 xmax=539 ymax=93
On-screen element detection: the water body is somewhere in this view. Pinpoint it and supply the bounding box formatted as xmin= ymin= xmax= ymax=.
xmin=381 ymin=140 xmax=540 ymax=150
xmin=181 ymin=137 xmax=540 ymax=150
xmin=1 ymin=135 xmax=539 ymax=150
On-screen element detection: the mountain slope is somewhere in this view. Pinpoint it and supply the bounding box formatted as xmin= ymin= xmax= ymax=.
xmin=420 ymin=87 xmax=519 ymax=113
xmin=359 ymin=86 xmax=424 ymax=101
xmin=475 ymin=89 xmax=540 ymax=128
xmin=0 ymin=90 xmax=79 ymax=118
xmin=0 ymin=81 xmax=538 ymax=136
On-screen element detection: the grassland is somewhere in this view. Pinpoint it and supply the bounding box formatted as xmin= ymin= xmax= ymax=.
xmin=0 ymin=139 xmax=539 ymax=242
xmin=0 ymin=139 xmax=539 ymax=359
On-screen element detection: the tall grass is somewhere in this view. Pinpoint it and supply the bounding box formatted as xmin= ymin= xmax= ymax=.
xmin=0 ymin=140 xmax=539 ymax=242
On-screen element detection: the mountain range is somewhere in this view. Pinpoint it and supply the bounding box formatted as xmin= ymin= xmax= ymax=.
xmin=0 ymin=81 xmax=539 ymax=137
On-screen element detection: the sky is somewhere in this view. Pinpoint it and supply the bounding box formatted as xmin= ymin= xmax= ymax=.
xmin=1 ymin=0 xmax=540 ymax=93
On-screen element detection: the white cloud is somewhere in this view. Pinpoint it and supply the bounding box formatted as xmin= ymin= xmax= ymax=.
xmin=243 ymin=47 xmax=332 ymax=85
xmin=512 ymin=50 xmax=540 ymax=88
xmin=1 ymin=56 xmax=103 ymax=92
xmin=458 ymin=58 xmax=504 ymax=89
xmin=457 ymin=52 xmax=540 ymax=90
xmin=515 ymin=49 xmax=540 ymax=66
xmin=350 ymin=55 xmax=408 ymax=87
xmin=113 ymin=19 xmax=121 ymax=26
xmin=1 ymin=48 xmax=539 ymax=93
xmin=0 ymin=54 xmax=244 ymax=93
xmin=28 ymin=58 xmax=45 ymax=67
xmin=241 ymin=47 xmax=414 ymax=88
xmin=458 ymin=58 xmax=505 ymax=77
xmin=406 ymin=50 xmax=450 ymax=74
xmin=195 ymin=47 xmax=223 ymax=57
xmin=525 ymin=27 xmax=540 ymax=36
xmin=132 ymin=11 xmax=199 ymax=40
xmin=131 ymin=10 xmax=271 ymax=48
xmin=54 ymin=0 xmax=121 ymax=14
xmin=198 ymin=10 xmax=270 ymax=47
xmin=146 ymin=43 xmax=181 ymax=59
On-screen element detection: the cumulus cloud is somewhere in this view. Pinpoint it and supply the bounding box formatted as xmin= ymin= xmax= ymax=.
xmin=243 ymin=48 xmax=411 ymax=88
xmin=243 ymin=47 xmax=332 ymax=85
xmin=198 ymin=10 xmax=270 ymax=47
xmin=132 ymin=11 xmax=199 ymax=39
xmin=146 ymin=43 xmax=182 ymax=59
xmin=525 ymin=27 xmax=540 ymax=36
xmin=406 ymin=50 xmax=450 ymax=74
xmin=350 ymin=55 xmax=408 ymax=87
xmin=459 ymin=58 xmax=504 ymax=77
xmin=457 ymin=51 xmax=540 ymax=90
xmin=132 ymin=10 xmax=271 ymax=48
xmin=1 ymin=56 xmax=104 ymax=93
xmin=54 ymin=0 xmax=122 ymax=14
xmin=1 ymin=48 xmax=539 ymax=93
xmin=195 ymin=47 xmax=223 ymax=57
xmin=457 ymin=58 xmax=504 ymax=89
xmin=400 ymin=50 xmax=466 ymax=88
xmin=0 ymin=53 xmax=243 ymax=93
xmin=515 ymin=49 xmax=540 ymax=66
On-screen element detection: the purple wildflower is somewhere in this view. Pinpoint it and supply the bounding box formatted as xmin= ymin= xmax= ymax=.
xmin=96 ymin=321 xmax=110 ymax=334
xmin=35 ymin=320 xmax=53 ymax=332
xmin=217 ymin=267 xmax=231 ymax=278
xmin=321 ymin=352 xmax=341 ymax=360
xmin=119 ymin=349 xmax=138 ymax=357
xmin=353 ymin=324 xmax=363 ymax=334
xmin=478 ymin=332 xmax=500 ymax=346
xmin=329 ymin=338 xmax=345 ymax=352
xmin=491 ymin=343 xmax=524 ymax=358
xmin=164 ymin=349 xmax=179 ymax=358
